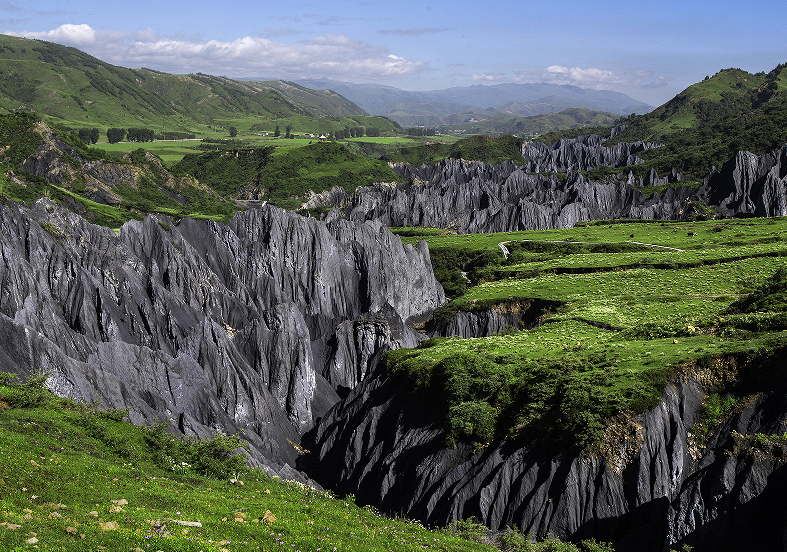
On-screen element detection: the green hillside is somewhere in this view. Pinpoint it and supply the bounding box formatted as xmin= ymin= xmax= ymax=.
xmin=437 ymin=108 xmax=618 ymax=137
xmin=539 ymin=64 xmax=787 ymax=179
xmin=0 ymin=375 xmax=501 ymax=552
xmin=0 ymin=34 xmax=400 ymax=139
xmin=381 ymin=134 xmax=527 ymax=166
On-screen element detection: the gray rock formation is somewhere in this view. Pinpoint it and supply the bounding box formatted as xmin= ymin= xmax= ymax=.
xmin=706 ymin=145 xmax=787 ymax=217
xmin=519 ymin=129 xmax=661 ymax=173
xmin=317 ymin=162 xmax=696 ymax=233
xmin=301 ymin=351 xmax=787 ymax=551
xmin=0 ymin=198 xmax=444 ymax=476
xmin=430 ymin=299 xmax=560 ymax=339
xmin=306 ymin=138 xmax=787 ymax=233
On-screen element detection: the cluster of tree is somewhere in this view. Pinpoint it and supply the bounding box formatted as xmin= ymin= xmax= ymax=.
xmin=273 ymin=124 xmax=294 ymax=138
xmin=106 ymin=128 xmax=126 ymax=144
xmin=77 ymin=128 xmax=100 ymax=144
xmin=328 ymin=127 xmax=370 ymax=140
xmin=407 ymin=127 xmax=437 ymax=136
xmin=126 ymin=128 xmax=156 ymax=142
xmin=163 ymin=131 xmax=196 ymax=140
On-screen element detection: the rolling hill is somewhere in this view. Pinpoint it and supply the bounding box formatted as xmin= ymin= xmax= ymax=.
xmin=544 ymin=64 xmax=787 ymax=178
xmin=0 ymin=34 xmax=399 ymax=137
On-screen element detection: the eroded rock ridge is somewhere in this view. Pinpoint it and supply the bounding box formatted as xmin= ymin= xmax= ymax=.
xmin=306 ymin=140 xmax=787 ymax=233
xmin=0 ymin=199 xmax=444 ymax=476
xmin=302 ymin=352 xmax=787 ymax=551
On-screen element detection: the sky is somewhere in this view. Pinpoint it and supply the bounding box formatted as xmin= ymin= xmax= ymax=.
xmin=2 ymin=0 xmax=786 ymax=107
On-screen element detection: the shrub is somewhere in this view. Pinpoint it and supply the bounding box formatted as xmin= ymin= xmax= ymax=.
xmin=0 ymin=371 xmax=51 ymax=408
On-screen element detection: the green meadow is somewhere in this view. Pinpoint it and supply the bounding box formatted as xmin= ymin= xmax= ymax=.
xmin=388 ymin=218 xmax=787 ymax=448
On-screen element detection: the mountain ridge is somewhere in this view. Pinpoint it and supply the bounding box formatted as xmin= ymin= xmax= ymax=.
xmin=288 ymin=78 xmax=654 ymax=127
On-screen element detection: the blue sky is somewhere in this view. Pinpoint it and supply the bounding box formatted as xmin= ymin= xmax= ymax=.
xmin=3 ymin=0 xmax=785 ymax=107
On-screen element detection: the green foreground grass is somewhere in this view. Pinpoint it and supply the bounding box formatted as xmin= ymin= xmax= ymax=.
xmin=0 ymin=387 xmax=494 ymax=552
xmin=389 ymin=218 xmax=787 ymax=448
xmin=0 ymin=378 xmax=613 ymax=552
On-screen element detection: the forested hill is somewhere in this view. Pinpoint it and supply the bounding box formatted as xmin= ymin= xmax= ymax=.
xmin=538 ymin=64 xmax=787 ymax=179
xmin=0 ymin=34 xmax=372 ymax=130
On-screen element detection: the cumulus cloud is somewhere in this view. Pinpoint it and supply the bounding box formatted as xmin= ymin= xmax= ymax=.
xmin=7 ymin=23 xmax=428 ymax=80
xmin=514 ymin=65 xmax=669 ymax=90
xmin=20 ymin=22 xmax=96 ymax=45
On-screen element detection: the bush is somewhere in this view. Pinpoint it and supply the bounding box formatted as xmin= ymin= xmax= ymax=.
xmin=0 ymin=371 xmax=51 ymax=408
xmin=441 ymin=517 xmax=488 ymax=542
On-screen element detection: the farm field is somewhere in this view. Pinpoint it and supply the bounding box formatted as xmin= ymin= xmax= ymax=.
xmin=388 ymin=217 xmax=787 ymax=448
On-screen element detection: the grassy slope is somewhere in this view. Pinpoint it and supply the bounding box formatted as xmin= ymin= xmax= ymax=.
xmin=0 ymin=34 xmax=400 ymax=139
xmin=0 ymin=378 xmax=613 ymax=552
xmin=0 ymin=387 xmax=496 ymax=552
xmin=172 ymin=140 xmax=404 ymax=210
xmin=382 ymin=135 xmax=527 ymax=166
xmin=389 ymin=218 xmax=787 ymax=448
xmin=437 ymin=108 xmax=619 ymax=138
xmin=0 ymin=112 xmax=239 ymax=228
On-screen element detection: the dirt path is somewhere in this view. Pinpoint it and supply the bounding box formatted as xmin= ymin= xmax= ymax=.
xmin=497 ymin=239 xmax=685 ymax=260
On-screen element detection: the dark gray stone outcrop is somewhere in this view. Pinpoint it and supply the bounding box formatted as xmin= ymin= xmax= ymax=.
xmin=306 ymin=140 xmax=787 ymax=233
xmin=301 ymin=351 xmax=787 ymax=551
xmin=317 ymin=163 xmax=696 ymax=233
xmin=706 ymin=145 xmax=787 ymax=217
xmin=0 ymin=198 xmax=444 ymax=476
xmin=519 ymin=129 xmax=661 ymax=173
xmin=430 ymin=299 xmax=560 ymax=339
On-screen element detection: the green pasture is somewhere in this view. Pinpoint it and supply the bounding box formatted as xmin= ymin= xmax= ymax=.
xmin=98 ymin=140 xmax=203 ymax=166
xmin=388 ymin=217 xmax=787 ymax=448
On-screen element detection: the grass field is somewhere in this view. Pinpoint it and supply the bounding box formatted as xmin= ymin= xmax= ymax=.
xmin=0 ymin=378 xmax=606 ymax=552
xmin=388 ymin=217 xmax=787 ymax=448
xmin=97 ymin=135 xmax=428 ymax=167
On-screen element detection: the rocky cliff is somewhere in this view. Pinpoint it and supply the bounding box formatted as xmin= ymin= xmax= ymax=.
xmin=519 ymin=129 xmax=661 ymax=173
xmin=301 ymin=350 xmax=787 ymax=551
xmin=0 ymin=198 xmax=444 ymax=476
xmin=306 ymin=140 xmax=787 ymax=233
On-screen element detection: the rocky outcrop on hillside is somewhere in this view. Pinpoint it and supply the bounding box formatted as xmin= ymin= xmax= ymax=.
xmin=428 ymin=298 xmax=560 ymax=339
xmin=706 ymin=145 xmax=787 ymax=217
xmin=519 ymin=130 xmax=661 ymax=173
xmin=301 ymin=351 xmax=787 ymax=551
xmin=0 ymin=199 xmax=443 ymax=476
xmin=316 ymin=162 xmax=696 ymax=233
xmin=311 ymin=142 xmax=787 ymax=233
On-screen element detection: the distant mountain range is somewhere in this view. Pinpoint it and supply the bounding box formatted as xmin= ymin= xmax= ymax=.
xmin=283 ymin=79 xmax=655 ymax=126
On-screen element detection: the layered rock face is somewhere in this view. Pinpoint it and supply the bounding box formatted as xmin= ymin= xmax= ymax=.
xmin=319 ymin=163 xmax=694 ymax=233
xmin=302 ymin=352 xmax=787 ymax=551
xmin=0 ymin=199 xmax=443 ymax=475
xmin=519 ymin=130 xmax=660 ymax=173
xmin=307 ymin=140 xmax=787 ymax=233
xmin=706 ymin=145 xmax=787 ymax=217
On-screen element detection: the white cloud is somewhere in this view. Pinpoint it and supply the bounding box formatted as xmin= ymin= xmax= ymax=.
xmin=472 ymin=72 xmax=507 ymax=82
xmin=19 ymin=23 xmax=96 ymax=45
xmin=513 ymin=65 xmax=669 ymax=90
xmin=7 ymin=23 xmax=428 ymax=80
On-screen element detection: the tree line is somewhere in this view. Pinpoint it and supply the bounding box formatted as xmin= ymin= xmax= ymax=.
xmin=75 ymin=127 xmax=164 ymax=144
